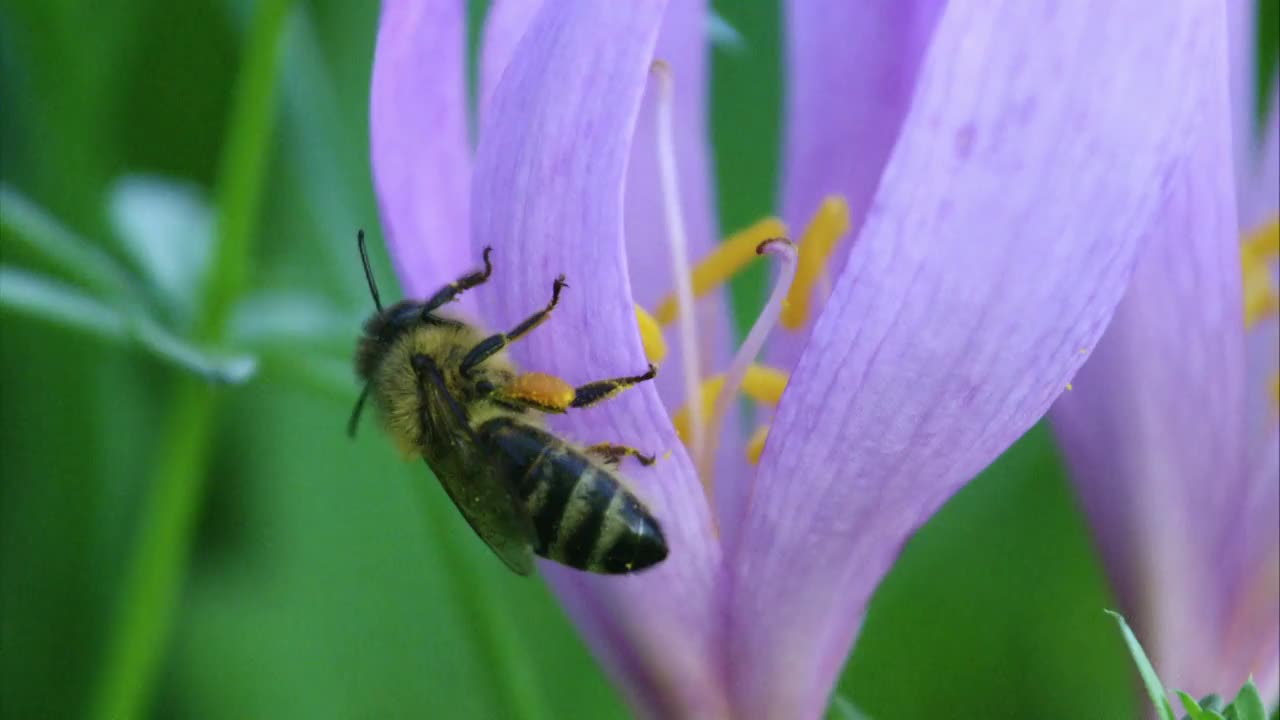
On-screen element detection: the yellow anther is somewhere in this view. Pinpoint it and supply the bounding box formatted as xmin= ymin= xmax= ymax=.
xmin=1243 ymin=216 xmax=1280 ymax=261
xmin=1242 ymin=216 xmax=1279 ymax=328
xmin=671 ymin=365 xmax=789 ymax=444
xmin=654 ymin=217 xmax=788 ymax=325
xmin=634 ymin=304 xmax=668 ymax=364
xmin=781 ymin=196 xmax=851 ymax=330
xmin=746 ymin=425 xmax=770 ymax=464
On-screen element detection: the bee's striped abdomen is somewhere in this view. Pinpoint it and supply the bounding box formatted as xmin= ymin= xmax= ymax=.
xmin=481 ymin=418 xmax=667 ymax=574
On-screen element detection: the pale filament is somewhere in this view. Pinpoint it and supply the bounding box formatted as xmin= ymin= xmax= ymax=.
xmin=697 ymin=239 xmax=798 ymax=480
xmin=652 ymin=60 xmax=705 ymax=464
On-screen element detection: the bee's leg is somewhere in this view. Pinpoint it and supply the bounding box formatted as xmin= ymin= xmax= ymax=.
xmin=421 ymin=246 xmax=494 ymax=314
xmin=461 ymin=275 xmax=567 ymax=375
xmin=411 ymin=353 xmax=478 ymax=436
xmin=585 ymin=442 xmax=655 ymax=467
xmin=568 ymin=364 xmax=658 ymax=408
xmin=491 ymin=364 xmax=656 ymax=414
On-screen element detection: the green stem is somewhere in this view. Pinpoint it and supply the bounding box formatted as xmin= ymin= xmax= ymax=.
xmin=90 ymin=0 xmax=294 ymax=717
xmin=89 ymin=380 xmax=215 ymax=720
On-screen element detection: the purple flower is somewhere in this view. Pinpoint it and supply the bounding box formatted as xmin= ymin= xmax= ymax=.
xmin=1050 ymin=0 xmax=1280 ymax=702
xmin=369 ymin=0 xmax=1223 ymax=716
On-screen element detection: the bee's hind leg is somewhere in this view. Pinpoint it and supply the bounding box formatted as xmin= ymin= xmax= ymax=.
xmin=461 ymin=275 xmax=567 ymax=376
xmin=586 ymin=442 xmax=656 ymax=467
xmin=568 ymin=364 xmax=657 ymax=409
xmin=493 ymin=363 xmax=658 ymax=415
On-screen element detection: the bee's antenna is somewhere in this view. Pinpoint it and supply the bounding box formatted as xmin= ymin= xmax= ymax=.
xmin=347 ymin=382 xmax=371 ymax=438
xmin=357 ymin=229 xmax=384 ymax=312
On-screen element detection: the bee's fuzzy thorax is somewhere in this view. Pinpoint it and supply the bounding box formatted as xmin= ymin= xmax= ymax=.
xmin=365 ymin=312 xmax=519 ymax=459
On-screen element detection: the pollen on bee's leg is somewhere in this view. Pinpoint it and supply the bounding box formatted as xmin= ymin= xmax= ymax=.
xmin=745 ymin=425 xmax=770 ymax=464
xmin=653 ymin=216 xmax=789 ymax=324
xmin=499 ymin=372 xmax=576 ymax=413
xmin=781 ymin=196 xmax=852 ymax=330
xmin=671 ymin=364 xmax=790 ymax=444
xmin=634 ymin=304 xmax=668 ymax=364
xmin=1242 ymin=216 xmax=1279 ymax=328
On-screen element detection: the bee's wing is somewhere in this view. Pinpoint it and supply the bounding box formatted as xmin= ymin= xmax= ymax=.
xmin=417 ymin=359 xmax=536 ymax=576
xmin=427 ymin=452 xmax=537 ymax=576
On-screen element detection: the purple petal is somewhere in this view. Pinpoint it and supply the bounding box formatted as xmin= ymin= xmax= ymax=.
xmin=768 ymin=0 xmax=944 ymax=369
xmin=1049 ymin=21 xmax=1247 ymax=691
xmin=481 ymin=1 xmax=727 ymax=418
xmin=478 ymin=0 xmax=543 ymax=120
xmin=369 ymin=0 xmax=472 ymax=299
xmin=728 ymin=2 xmax=1222 ymax=716
xmin=470 ymin=2 xmax=725 ymax=717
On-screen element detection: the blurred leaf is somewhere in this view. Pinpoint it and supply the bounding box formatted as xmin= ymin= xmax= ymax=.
xmin=1204 ymin=695 xmax=1229 ymax=712
xmin=827 ymin=692 xmax=872 ymax=720
xmin=1107 ymin=610 xmax=1176 ymax=720
xmin=230 ymin=290 xmax=359 ymax=348
xmin=0 ymin=183 xmax=135 ymax=299
xmin=107 ymin=174 xmax=214 ymax=326
xmin=0 ymin=266 xmax=255 ymax=383
xmin=1180 ymin=691 xmax=1227 ymax=720
xmin=1226 ymin=678 xmax=1267 ymax=720
xmin=707 ymin=10 xmax=745 ymax=53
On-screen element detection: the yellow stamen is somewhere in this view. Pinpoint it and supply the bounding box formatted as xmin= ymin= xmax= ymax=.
xmin=781 ymin=196 xmax=851 ymax=330
xmin=634 ymin=304 xmax=667 ymax=364
xmin=745 ymin=425 xmax=770 ymax=464
xmin=671 ymin=364 xmax=789 ymax=444
xmin=653 ymin=217 xmax=788 ymax=325
xmin=1242 ymin=216 xmax=1279 ymax=328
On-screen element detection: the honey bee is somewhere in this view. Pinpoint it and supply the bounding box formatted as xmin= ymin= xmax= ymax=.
xmin=348 ymin=231 xmax=668 ymax=575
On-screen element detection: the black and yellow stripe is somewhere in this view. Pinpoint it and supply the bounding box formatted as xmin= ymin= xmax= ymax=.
xmin=481 ymin=418 xmax=667 ymax=574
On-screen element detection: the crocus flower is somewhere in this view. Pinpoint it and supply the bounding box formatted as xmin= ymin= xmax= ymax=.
xmin=1050 ymin=0 xmax=1280 ymax=702
xmin=369 ymin=0 xmax=1221 ymax=716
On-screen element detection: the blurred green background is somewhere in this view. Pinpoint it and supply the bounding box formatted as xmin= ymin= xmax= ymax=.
xmin=1 ymin=2 xmax=1272 ymax=718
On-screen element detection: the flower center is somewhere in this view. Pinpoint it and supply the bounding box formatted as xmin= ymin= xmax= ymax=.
xmin=1241 ymin=215 xmax=1279 ymax=409
xmin=637 ymin=61 xmax=851 ymax=504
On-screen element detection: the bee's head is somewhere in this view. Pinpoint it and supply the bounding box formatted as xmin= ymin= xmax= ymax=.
xmin=355 ymin=300 xmax=430 ymax=380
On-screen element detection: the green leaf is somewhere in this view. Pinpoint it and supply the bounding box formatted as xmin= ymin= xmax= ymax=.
xmin=0 ymin=266 xmax=255 ymax=383
xmin=107 ymin=174 xmax=214 ymax=325
xmin=1182 ymin=691 xmax=1209 ymax=719
xmin=1226 ymin=678 xmax=1267 ymax=720
xmin=1180 ymin=691 xmax=1229 ymax=720
xmin=229 ymin=291 xmax=358 ymax=348
xmin=1106 ymin=610 xmax=1177 ymax=720
xmin=0 ymin=184 xmax=136 ymax=300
